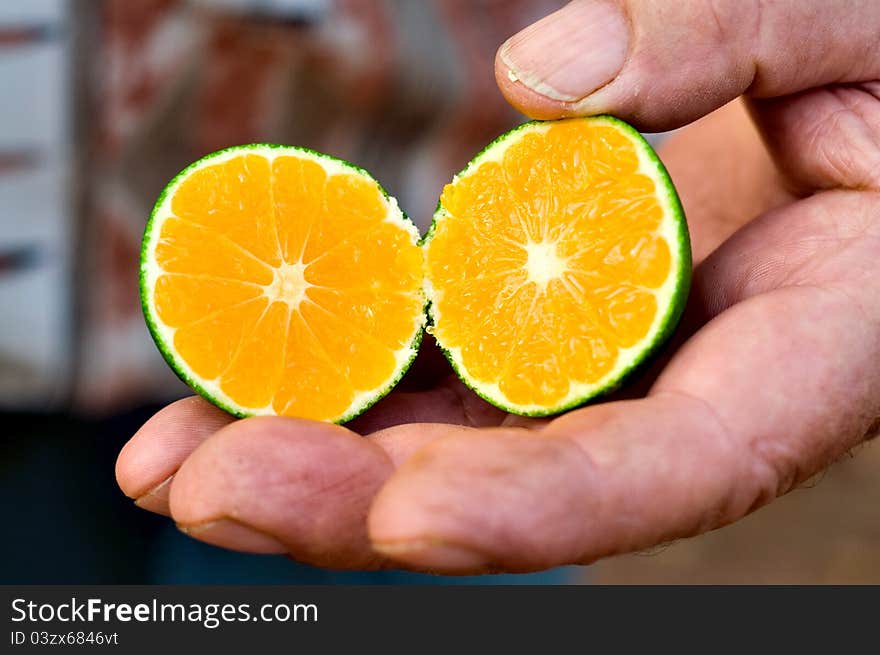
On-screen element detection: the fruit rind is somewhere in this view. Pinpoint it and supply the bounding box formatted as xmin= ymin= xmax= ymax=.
xmin=424 ymin=116 xmax=692 ymax=417
xmin=140 ymin=143 xmax=426 ymax=423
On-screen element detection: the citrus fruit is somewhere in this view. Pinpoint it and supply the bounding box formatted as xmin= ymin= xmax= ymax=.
xmin=140 ymin=144 xmax=425 ymax=423
xmin=424 ymin=116 xmax=691 ymax=416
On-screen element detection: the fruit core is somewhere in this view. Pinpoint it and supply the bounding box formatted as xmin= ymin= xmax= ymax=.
xmin=524 ymin=239 xmax=567 ymax=289
xmin=266 ymin=261 xmax=310 ymax=307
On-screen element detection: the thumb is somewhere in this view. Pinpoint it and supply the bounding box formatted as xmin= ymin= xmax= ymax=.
xmin=496 ymin=0 xmax=880 ymax=129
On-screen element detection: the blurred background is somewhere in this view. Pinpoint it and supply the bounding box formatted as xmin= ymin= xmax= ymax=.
xmin=2 ymin=0 xmax=879 ymax=585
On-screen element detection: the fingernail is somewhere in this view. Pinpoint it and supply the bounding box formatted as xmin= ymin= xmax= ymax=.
xmin=177 ymin=518 xmax=288 ymax=554
xmin=499 ymin=0 xmax=629 ymax=102
xmin=373 ymin=539 xmax=490 ymax=572
xmin=134 ymin=475 xmax=174 ymax=516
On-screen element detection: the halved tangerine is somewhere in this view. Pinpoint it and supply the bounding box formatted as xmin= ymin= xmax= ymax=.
xmin=140 ymin=145 xmax=425 ymax=423
xmin=424 ymin=117 xmax=691 ymax=416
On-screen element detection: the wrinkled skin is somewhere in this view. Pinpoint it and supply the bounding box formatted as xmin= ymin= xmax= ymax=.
xmin=118 ymin=0 xmax=880 ymax=574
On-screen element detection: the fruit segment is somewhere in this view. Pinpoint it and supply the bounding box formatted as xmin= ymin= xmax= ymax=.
xmin=306 ymin=286 xmax=422 ymax=350
xmin=154 ymin=274 xmax=264 ymax=328
xmin=303 ymin=173 xmax=387 ymax=262
xmin=155 ymin=218 xmax=275 ymax=285
xmin=172 ymin=297 xmax=269 ymax=380
xmin=219 ymin=300 xmax=290 ymax=409
xmin=272 ymin=312 xmax=356 ymax=420
xmin=272 ymin=156 xmax=326 ymax=263
xmin=171 ymin=154 xmax=282 ymax=266
xmin=306 ymin=221 xmax=423 ymax=293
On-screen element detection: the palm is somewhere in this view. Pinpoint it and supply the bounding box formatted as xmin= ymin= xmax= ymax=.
xmin=118 ymin=2 xmax=880 ymax=573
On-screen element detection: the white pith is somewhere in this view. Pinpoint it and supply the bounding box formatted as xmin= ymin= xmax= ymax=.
xmin=427 ymin=119 xmax=686 ymax=415
xmin=142 ymin=145 xmax=425 ymax=420
xmin=524 ymin=240 xmax=567 ymax=289
xmin=266 ymin=261 xmax=310 ymax=307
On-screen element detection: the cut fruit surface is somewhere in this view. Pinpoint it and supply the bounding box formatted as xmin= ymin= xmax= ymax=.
xmin=141 ymin=144 xmax=425 ymax=422
xmin=424 ymin=117 xmax=691 ymax=416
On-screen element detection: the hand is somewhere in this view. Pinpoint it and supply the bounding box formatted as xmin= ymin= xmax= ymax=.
xmin=117 ymin=0 xmax=880 ymax=573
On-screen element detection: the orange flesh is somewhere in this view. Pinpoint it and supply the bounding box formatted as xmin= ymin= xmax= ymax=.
xmin=151 ymin=153 xmax=423 ymax=420
xmin=426 ymin=121 xmax=672 ymax=408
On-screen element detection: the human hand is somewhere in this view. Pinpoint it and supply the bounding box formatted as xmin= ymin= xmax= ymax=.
xmin=117 ymin=0 xmax=880 ymax=573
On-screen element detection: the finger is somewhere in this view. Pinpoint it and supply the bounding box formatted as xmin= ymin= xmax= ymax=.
xmin=168 ymin=416 xmax=396 ymax=568
xmin=495 ymin=0 xmax=880 ymax=128
xmin=748 ymin=83 xmax=880 ymax=193
xmin=368 ymin=191 xmax=880 ymax=572
xmin=369 ymin=423 xmax=478 ymax=468
xmin=656 ymin=98 xmax=793 ymax=263
xmin=115 ymin=396 xmax=235 ymax=516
